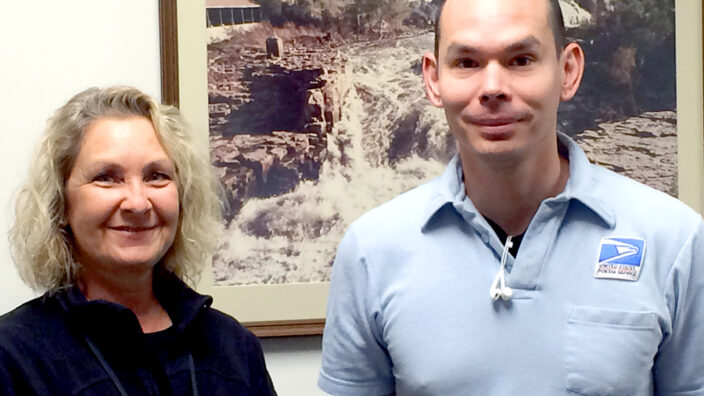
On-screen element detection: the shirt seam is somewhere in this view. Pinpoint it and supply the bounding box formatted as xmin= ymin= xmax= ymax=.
xmin=319 ymin=366 xmax=395 ymax=395
xmin=354 ymin=225 xmax=387 ymax=356
xmin=659 ymin=220 xmax=700 ymax=347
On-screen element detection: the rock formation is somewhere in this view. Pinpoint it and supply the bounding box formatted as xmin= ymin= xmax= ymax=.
xmin=208 ymin=29 xmax=346 ymax=222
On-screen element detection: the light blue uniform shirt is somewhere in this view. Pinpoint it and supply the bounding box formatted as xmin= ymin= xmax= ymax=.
xmin=319 ymin=133 xmax=704 ymax=396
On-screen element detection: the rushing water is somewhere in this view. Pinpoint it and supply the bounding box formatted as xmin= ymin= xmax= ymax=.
xmin=213 ymin=33 xmax=452 ymax=285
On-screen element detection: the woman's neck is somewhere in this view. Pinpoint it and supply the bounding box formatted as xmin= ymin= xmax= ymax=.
xmin=78 ymin=267 xmax=172 ymax=333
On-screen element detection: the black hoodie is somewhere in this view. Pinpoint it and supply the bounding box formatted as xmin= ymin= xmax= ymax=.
xmin=0 ymin=273 xmax=277 ymax=395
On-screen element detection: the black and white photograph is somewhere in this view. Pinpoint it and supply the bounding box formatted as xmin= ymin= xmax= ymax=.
xmin=205 ymin=0 xmax=676 ymax=286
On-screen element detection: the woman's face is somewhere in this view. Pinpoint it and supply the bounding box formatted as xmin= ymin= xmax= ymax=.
xmin=65 ymin=116 xmax=179 ymax=277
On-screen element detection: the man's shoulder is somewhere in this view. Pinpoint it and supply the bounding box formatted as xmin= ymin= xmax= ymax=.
xmin=587 ymin=164 xmax=701 ymax=227
xmin=352 ymin=175 xmax=446 ymax=234
xmin=593 ymin=165 xmax=690 ymax=206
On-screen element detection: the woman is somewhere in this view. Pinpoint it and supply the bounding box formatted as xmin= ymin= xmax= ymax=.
xmin=0 ymin=86 xmax=277 ymax=395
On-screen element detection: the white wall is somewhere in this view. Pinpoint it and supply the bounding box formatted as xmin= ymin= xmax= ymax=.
xmin=0 ymin=2 xmax=323 ymax=395
xmin=261 ymin=336 xmax=325 ymax=395
xmin=0 ymin=0 xmax=162 ymax=314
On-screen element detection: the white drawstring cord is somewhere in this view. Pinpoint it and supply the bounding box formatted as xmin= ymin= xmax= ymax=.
xmin=490 ymin=235 xmax=514 ymax=301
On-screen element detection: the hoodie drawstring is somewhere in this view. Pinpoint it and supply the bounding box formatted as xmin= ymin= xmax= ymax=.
xmin=188 ymin=353 xmax=199 ymax=396
xmin=84 ymin=334 xmax=199 ymax=395
xmin=84 ymin=334 xmax=129 ymax=396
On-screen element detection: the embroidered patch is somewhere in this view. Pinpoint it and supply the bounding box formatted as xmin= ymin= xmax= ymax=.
xmin=594 ymin=237 xmax=645 ymax=281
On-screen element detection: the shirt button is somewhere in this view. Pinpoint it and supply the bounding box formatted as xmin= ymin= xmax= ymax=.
xmin=481 ymin=234 xmax=489 ymax=243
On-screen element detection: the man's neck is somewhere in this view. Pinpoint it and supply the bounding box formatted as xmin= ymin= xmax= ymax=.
xmin=460 ymin=141 xmax=569 ymax=236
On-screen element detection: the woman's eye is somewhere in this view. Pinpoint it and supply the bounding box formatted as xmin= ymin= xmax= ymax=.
xmin=146 ymin=171 xmax=172 ymax=184
xmin=93 ymin=173 xmax=118 ymax=184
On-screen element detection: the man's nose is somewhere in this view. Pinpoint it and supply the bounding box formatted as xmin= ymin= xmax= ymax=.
xmin=120 ymin=180 xmax=151 ymax=214
xmin=479 ymin=63 xmax=510 ymax=104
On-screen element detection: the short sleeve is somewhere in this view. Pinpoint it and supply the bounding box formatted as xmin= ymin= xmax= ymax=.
xmin=653 ymin=221 xmax=704 ymax=395
xmin=318 ymin=225 xmax=395 ymax=396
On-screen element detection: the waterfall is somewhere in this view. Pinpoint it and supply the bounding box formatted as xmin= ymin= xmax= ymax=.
xmin=214 ymin=33 xmax=452 ymax=286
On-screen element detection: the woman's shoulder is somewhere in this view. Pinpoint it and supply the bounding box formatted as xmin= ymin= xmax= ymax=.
xmin=192 ymin=306 xmax=268 ymax=361
xmin=188 ymin=306 xmax=270 ymax=377
xmin=0 ymin=293 xmax=67 ymax=353
xmin=196 ymin=306 xmax=259 ymax=344
xmin=159 ymin=275 xmax=259 ymax=348
xmin=0 ymin=294 xmax=60 ymax=331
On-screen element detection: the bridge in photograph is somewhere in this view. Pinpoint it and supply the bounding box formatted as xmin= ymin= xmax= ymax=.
xmin=206 ymin=0 xmax=262 ymax=27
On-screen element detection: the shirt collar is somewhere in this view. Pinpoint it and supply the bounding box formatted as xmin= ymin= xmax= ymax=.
xmin=54 ymin=271 xmax=213 ymax=336
xmin=421 ymin=132 xmax=616 ymax=232
xmin=557 ymin=132 xmax=616 ymax=228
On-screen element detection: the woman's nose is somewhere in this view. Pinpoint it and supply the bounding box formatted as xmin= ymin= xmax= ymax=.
xmin=120 ymin=181 xmax=151 ymax=214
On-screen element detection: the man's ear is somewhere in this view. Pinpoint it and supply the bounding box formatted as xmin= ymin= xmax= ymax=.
xmin=559 ymin=42 xmax=585 ymax=102
xmin=422 ymin=52 xmax=444 ymax=108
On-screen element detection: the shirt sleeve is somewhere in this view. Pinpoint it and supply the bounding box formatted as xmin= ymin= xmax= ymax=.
xmin=318 ymin=224 xmax=395 ymax=396
xmin=0 ymin=346 xmax=30 ymax=396
xmin=653 ymin=220 xmax=704 ymax=395
xmin=249 ymin=335 xmax=278 ymax=396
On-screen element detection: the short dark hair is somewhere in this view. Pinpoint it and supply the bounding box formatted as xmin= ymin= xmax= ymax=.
xmin=433 ymin=0 xmax=567 ymax=58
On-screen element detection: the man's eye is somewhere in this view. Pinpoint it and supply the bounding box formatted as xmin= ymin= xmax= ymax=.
xmin=456 ymin=58 xmax=479 ymax=69
xmin=510 ymin=56 xmax=534 ymax=67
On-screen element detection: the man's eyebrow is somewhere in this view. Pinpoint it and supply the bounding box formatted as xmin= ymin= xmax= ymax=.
xmin=505 ymin=36 xmax=541 ymax=52
xmin=446 ymin=35 xmax=541 ymax=55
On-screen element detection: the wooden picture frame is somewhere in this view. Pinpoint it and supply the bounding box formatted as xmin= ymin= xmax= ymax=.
xmin=160 ymin=0 xmax=327 ymax=337
xmin=159 ymin=0 xmax=703 ymax=337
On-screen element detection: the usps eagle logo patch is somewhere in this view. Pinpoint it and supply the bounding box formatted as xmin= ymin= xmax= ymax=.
xmin=594 ymin=237 xmax=645 ymax=281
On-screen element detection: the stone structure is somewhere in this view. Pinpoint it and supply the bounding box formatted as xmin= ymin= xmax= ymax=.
xmin=266 ymin=37 xmax=283 ymax=58
xmin=208 ymin=30 xmax=346 ymax=220
xmin=206 ymin=0 xmax=261 ymax=27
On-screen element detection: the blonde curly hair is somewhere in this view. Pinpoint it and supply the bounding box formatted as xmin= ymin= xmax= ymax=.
xmin=9 ymin=86 xmax=222 ymax=291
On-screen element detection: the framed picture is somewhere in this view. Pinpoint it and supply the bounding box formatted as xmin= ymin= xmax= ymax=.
xmin=160 ymin=0 xmax=703 ymax=337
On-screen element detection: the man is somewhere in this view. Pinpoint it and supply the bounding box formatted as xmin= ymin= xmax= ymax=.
xmin=318 ymin=0 xmax=704 ymax=395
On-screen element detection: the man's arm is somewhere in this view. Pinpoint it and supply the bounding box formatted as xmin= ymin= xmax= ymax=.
xmin=318 ymin=225 xmax=395 ymax=396
xmin=653 ymin=221 xmax=704 ymax=395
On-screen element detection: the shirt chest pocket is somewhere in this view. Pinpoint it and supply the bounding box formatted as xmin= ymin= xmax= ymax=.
xmin=565 ymin=306 xmax=662 ymax=396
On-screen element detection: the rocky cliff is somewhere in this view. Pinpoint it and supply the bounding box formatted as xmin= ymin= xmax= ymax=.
xmin=208 ymin=28 xmax=346 ymax=221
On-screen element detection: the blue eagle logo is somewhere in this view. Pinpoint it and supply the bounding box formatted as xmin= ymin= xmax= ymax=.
xmin=598 ymin=238 xmax=645 ymax=266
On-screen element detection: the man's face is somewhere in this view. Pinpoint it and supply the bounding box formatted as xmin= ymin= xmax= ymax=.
xmin=424 ymin=0 xmax=581 ymax=165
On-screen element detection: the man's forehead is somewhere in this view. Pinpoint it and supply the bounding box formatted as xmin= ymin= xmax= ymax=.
xmin=439 ymin=0 xmax=553 ymax=50
xmin=446 ymin=36 xmax=542 ymax=56
xmin=441 ymin=0 xmax=550 ymax=27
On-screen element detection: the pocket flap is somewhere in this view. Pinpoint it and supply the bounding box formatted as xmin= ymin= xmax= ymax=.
xmin=568 ymin=306 xmax=657 ymax=330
